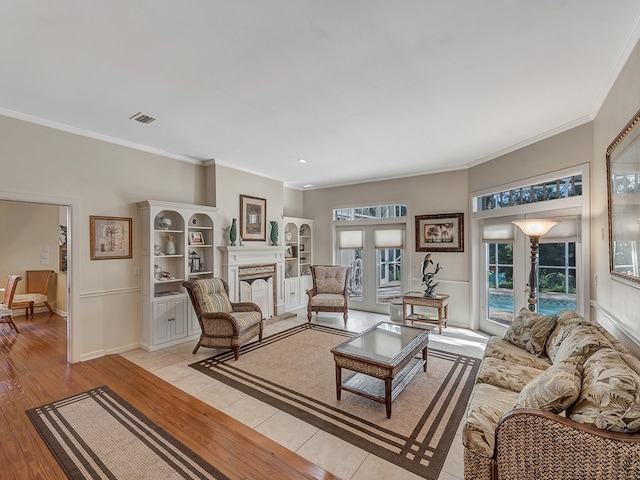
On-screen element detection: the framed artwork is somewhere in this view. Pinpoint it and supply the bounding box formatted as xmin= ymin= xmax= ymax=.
xmin=59 ymin=246 xmax=67 ymax=272
xmin=240 ymin=194 xmax=266 ymax=241
xmin=415 ymin=213 xmax=464 ymax=252
xmin=189 ymin=231 xmax=204 ymax=245
xmin=90 ymin=215 xmax=132 ymax=260
xmin=607 ymin=106 xmax=640 ymax=286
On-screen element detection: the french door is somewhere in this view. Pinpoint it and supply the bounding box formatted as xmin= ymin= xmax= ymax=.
xmin=336 ymin=224 xmax=406 ymax=314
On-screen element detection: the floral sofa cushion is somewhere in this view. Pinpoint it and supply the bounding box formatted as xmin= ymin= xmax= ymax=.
xmin=484 ymin=336 xmax=552 ymax=371
xmin=546 ymin=310 xmax=591 ymax=361
xmin=551 ymin=324 xmax=613 ymax=365
xmin=568 ymin=348 xmax=640 ymax=432
xmin=462 ymin=383 xmax=520 ymax=458
xmin=503 ymin=308 xmax=557 ymax=357
xmin=476 ymin=356 xmax=547 ymax=393
xmin=515 ymin=357 xmax=583 ymax=413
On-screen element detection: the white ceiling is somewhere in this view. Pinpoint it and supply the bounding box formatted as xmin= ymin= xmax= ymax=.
xmin=2 ymin=1 xmax=640 ymax=189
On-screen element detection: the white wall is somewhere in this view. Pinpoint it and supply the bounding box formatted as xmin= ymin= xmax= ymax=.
xmin=0 ymin=115 xmax=202 ymax=361
xmin=303 ymin=170 xmax=471 ymax=327
xmin=592 ymin=39 xmax=640 ymax=351
xmin=213 ymin=164 xmax=285 ymax=271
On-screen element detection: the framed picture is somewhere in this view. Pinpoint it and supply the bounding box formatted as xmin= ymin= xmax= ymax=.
xmin=285 ymin=246 xmax=294 ymax=258
xmin=90 ymin=215 xmax=132 ymax=260
xmin=59 ymin=246 xmax=67 ymax=272
xmin=607 ymin=106 xmax=640 ymax=286
xmin=415 ymin=213 xmax=464 ymax=252
xmin=189 ymin=231 xmax=204 ymax=245
xmin=240 ymin=194 xmax=266 ymax=241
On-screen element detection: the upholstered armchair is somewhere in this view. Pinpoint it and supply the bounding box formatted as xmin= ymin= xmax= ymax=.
xmin=306 ymin=265 xmax=351 ymax=323
xmin=183 ymin=278 xmax=264 ymax=359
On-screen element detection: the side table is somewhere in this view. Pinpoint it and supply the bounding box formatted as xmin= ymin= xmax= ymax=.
xmin=402 ymin=292 xmax=449 ymax=334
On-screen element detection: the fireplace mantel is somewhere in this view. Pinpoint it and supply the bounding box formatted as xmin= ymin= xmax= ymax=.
xmin=219 ymin=246 xmax=287 ymax=315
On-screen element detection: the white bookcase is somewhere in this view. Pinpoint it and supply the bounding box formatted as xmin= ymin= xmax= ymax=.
xmin=282 ymin=217 xmax=313 ymax=311
xmin=138 ymin=200 xmax=218 ymax=351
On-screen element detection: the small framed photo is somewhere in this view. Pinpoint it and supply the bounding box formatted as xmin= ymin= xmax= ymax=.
xmin=285 ymin=246 xmax=294 ymax=258
xmin=59 ymin=246 xmax=67 ymax=272
xmin=189 ymin=231 xmax=205 ymax=245
xmin=240 ymin=194 xmax=266 ymax=241
xmin=90 ymin=216 xmax=132 ymax=260
xmin=415 ymin=213 xmax=464 ymax=252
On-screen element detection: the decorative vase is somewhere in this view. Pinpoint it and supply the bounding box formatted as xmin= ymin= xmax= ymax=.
xmin=229 ymin=218 xmax=237 ymax=246
xmin=269 ymin=221 xmax=279 ymax=246
xmin=157 ymin=216 xmax=172 ymax=230
xmin=165 ymin=234 xmax=176 ymax=255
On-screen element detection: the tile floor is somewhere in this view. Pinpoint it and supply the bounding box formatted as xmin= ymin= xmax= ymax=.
xmin=120 ymin=309 xmax=489 ymax=480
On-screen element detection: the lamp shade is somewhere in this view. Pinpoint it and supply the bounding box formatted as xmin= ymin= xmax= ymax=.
xmin=512 ymin=219 xmax=559 ymax=237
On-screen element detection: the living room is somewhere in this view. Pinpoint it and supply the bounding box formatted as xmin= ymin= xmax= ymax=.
xmin=2 ymin=3 xmax=640 ymax=479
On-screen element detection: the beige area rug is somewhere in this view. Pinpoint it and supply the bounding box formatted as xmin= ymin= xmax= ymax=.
xmin=190 ymin=323 xmax=480 ymax=480
xmin=26 ymin=386 xmax=229 ymax=480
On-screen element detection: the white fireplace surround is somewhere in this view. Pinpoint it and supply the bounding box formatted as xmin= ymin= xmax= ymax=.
xmin=219 ymin=246 xmax=287 ymax=316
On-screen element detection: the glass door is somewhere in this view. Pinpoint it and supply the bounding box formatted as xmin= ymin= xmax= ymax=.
xmin=337 ymin=225 xmax=406 ymax=314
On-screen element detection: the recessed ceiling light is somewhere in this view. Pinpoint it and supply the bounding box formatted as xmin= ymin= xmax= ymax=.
xmin=298 ymin=158 xmax=307 ymax=163
xmin=304 ymin=184 xmax=313 ymax=188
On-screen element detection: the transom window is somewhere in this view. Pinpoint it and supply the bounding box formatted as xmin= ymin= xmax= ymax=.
xmin=476 ymin=175 xmax=582 ymax=211
xmin=334 ymin=204 xmax=407 ymax=221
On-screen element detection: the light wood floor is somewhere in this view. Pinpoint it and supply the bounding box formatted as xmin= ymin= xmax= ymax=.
xmin=0 ymin=312 xmax=337 ymax=480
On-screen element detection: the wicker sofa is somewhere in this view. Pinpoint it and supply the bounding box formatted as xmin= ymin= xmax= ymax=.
xmin=463 ymin=308 xmax=640 ymax=480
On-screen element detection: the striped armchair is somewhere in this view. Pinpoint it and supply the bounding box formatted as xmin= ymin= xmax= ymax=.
xmin=183 ymin=278 xmax=263 ymax=359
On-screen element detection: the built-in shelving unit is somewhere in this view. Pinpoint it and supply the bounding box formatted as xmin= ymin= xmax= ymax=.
xmin=282 ymin=217 xmax=313 ymax=311
xmin=139 ymin=200 xmax=218 ymax=351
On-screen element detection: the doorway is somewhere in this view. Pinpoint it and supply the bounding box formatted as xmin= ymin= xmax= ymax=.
xmin=0 ymin=192 xmax=74 ymax=363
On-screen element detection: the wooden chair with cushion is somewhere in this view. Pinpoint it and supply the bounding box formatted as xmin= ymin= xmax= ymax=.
xmin=183 ymin=278 xmax=264 ymax=360
xmin=12 ymin=270 xmax=55 ymax=319
xmin=0 ymin=275 xmax=23 ymax=333
xmin=306 ymin=265 xmax=352 ymax=323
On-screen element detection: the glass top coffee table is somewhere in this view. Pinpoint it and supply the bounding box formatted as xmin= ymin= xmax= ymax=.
xmin=330 ymin=322 xmax=430 ymax=418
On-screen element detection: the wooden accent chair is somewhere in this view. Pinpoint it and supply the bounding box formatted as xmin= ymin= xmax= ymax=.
xmin=183 ymin=278 xmax=264 ymax=360
xmin=0 ymin=275 xmax=23 ymax=333
xmin=306 ymin=265 xmax=352 ymax=323
xmin=12 ymin=270 xmax=55 ymax=319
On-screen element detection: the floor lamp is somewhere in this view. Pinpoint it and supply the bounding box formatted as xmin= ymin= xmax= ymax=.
xmin=512 ymin=219 xmax=559 ymax=312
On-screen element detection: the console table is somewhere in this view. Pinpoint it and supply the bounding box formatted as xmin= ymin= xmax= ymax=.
xmin=402 ymin=292 xmax=449 ymax=334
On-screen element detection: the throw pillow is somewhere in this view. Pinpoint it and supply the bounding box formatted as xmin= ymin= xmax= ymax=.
xmin=546 ymin=311 xmax=590 ymax=361
xmin=196 ymin=278 xmax=233 ymax=313
xmin=551 ymin=324 xmax=612 ymax=365
xmin=503 ymin=307 xmax=557 ymax=357
xmin=515 ymin=358 xmax=582 ymax=413
xmin=568 ymin=348 xmax=640 ymax=433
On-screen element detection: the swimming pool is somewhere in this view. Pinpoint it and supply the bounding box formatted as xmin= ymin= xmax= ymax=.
xmin=489 ymin=292 xmax=576 ymax=315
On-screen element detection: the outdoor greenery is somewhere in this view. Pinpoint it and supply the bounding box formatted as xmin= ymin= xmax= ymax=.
xmin=488 ymin=242 xmax=576 ymax=294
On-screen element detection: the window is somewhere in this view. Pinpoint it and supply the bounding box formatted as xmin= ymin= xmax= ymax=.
xmin=476 ymin=175 xmax=582 ymax=211
xmin=334 ymin=204 xmax=407 ymax=221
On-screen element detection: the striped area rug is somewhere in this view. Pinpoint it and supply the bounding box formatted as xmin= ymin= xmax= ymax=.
xmin=26 ymin=386 xmax=229 ymax=480
xmin=190 ymin=323 xmax=480 ymax=480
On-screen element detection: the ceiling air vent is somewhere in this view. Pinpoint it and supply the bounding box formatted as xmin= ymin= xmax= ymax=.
xmin=129 ymin=112 xmax=156 ymax=124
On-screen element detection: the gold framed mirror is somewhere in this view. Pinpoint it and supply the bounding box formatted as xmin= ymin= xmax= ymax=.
xmin=607 ymin=107 xmax=640 ymax=285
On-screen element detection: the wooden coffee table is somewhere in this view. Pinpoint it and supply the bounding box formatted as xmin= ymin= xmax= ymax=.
xmin=330 ymin=322 xmax=429 ymax=418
